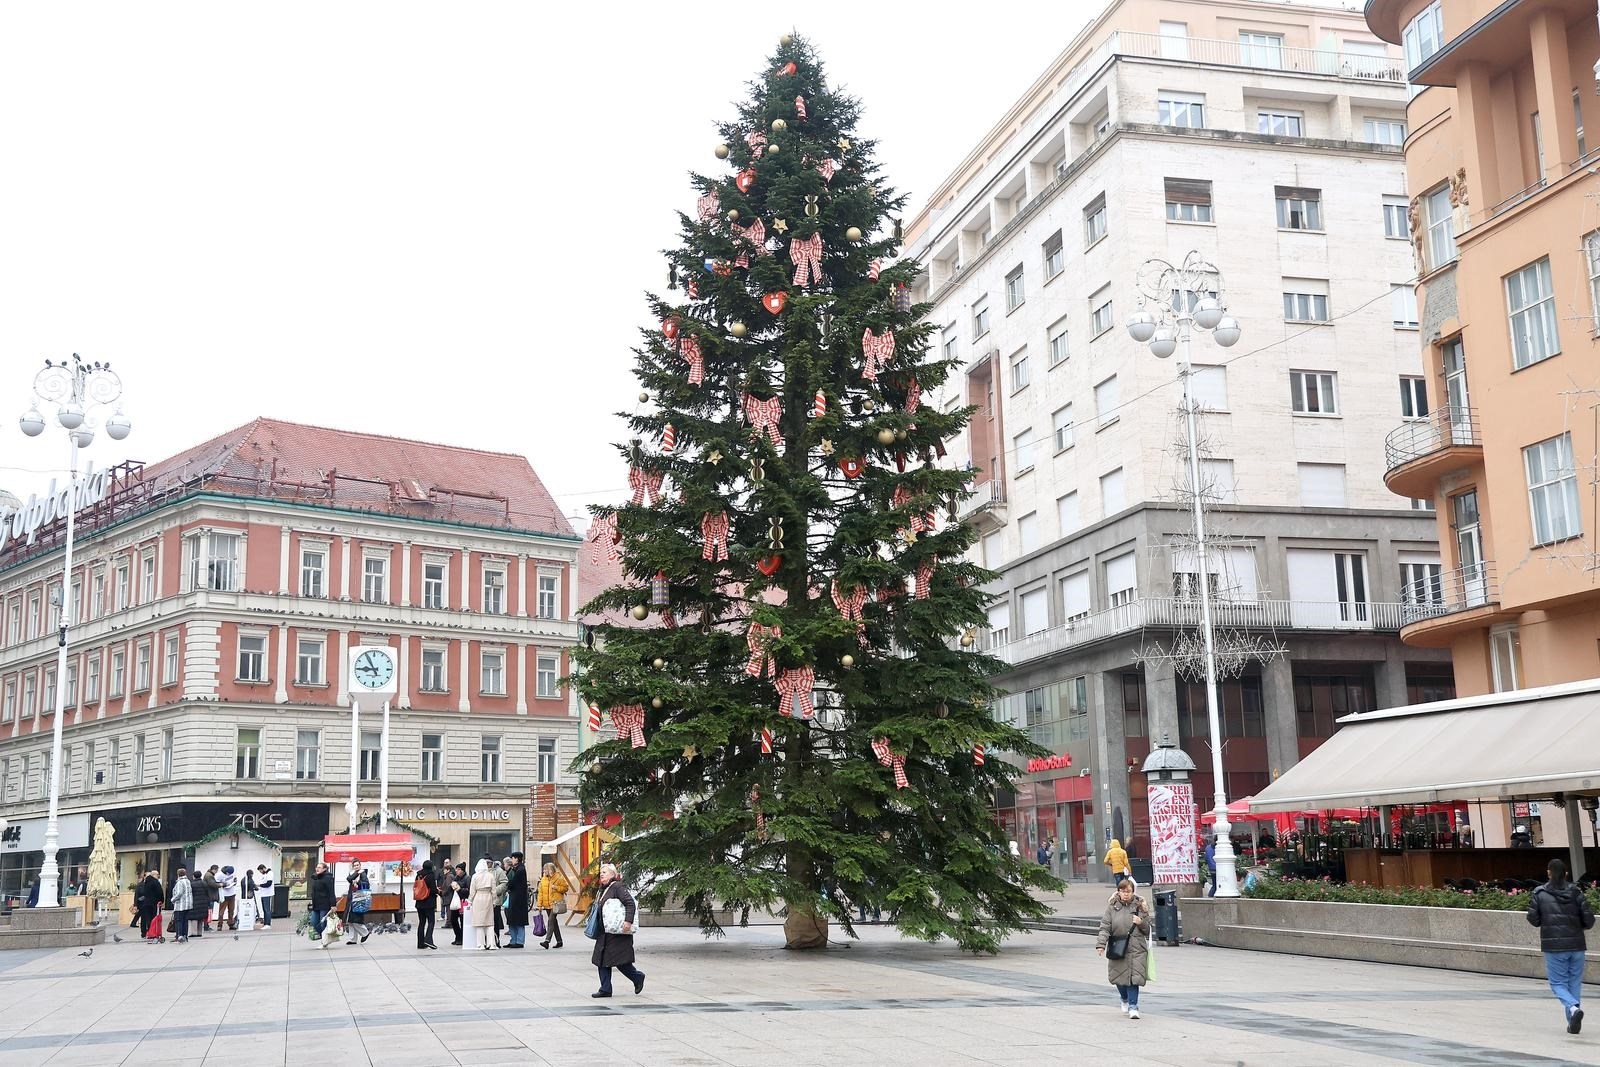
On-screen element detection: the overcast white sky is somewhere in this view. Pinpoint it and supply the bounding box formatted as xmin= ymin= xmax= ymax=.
xmin=0 ymin=1 xmax=1105 ymax=523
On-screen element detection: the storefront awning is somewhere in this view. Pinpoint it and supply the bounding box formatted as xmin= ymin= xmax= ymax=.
xmin=322 ymin=834 xmax=414 ymax=863
xmin=1250 ymin=679 xmax=1600 ymax=812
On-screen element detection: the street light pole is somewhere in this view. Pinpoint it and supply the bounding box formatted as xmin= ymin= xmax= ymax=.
xmin=1127 ymin=254 xmax=1243 ymax=898
xmin=17 ymin=355 xmax=131 ymax=908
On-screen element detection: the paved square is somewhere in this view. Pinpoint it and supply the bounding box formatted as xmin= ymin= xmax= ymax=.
xmin=0 ymin=920 xmax=1594 ymax=1066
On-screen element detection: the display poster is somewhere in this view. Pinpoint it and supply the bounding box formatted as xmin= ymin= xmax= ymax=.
xmin=1147 ymin=783 xmax=1199 ymax=884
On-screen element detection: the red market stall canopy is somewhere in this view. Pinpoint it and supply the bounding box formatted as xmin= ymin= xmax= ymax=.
xmin=322 ymin=834 xmax=413 ymax=863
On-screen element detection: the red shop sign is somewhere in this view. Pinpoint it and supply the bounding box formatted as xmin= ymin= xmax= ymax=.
xmin=1026 ymin=753 xmax=1074 ymax=773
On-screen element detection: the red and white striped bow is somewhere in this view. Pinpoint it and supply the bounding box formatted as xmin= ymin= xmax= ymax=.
xmin=974 ymin=743 xmax=986 ymax=766
xmin=587 ymin=513 xmax=619 ymax=565
xmin=701 ymin=510 xmax=730 ymax=562
xmin=660 ymin=424 xmax=676 ymax=452
xmin=745 ymin=129 xmax=768 ymax=155
xmin=745 ymin=621 xmax=781 ymax=678
xmin=861 ymin=328 xmax=895 ymax=381
xmin=915 ymin=559 xmax=935 ymax=600
xmin=610 ymin=704 xmax=646 ymax=748
xmin=743 ymin=393 xmax=783 ymax=448
xmin=775 ymin=666 xmax=815 ymax=719
xmin=759 ymin=728 xmax=774 ymax=754
xmin=869 ymin=259 xmax=882 ymax=281
xmin=696 ymin=189 xmax=719 ymax=223
xmin=738 ymin=218 xmax=768 ymax=254
xmin=661 ymin=607 xmax=677 ymax=629
xmin=678 ymin=335 xmax=704 ymax=386
xmin=891 ymin=487 xmax=934 ymax=536
xmin=628 ymin=466 xmax=664 ymax=507
xmin=751 ymin=785 xmax=766 ymax=837
xmin=794 ymin=95 xmax=808 ymax=121
xmin=904 ymin=377 xmax=921 ymax=415
xmin=790 ymin=232 xmax=824 ymax=288
xmin=831 ymin=579 xmax=867 ymax=645
xmin=872 ymin=737 xmax=909 ymax=789
xmin=586 ymin=704 xmax=602 ymax=732
xmin=816 ymin=158 xmax=839 ymax=183
xmin=812 ymin=390 xmax=826 ymax=418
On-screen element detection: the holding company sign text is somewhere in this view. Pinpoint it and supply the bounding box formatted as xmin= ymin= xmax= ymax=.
xmin=0 ymin=462 xmax=112 ymax=554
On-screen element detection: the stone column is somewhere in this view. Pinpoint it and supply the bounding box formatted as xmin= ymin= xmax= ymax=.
xmin=516 ymin=644 xmax=529 ymax=715
xmin=1529 ymin=10 xmax=1577 ymax=180
xmin=278 ymin=527 xmax=291 ymax=594
xmin=458 ymin=640 xmax=472 ymax=714
xmin=274 ymin=622 xmax=289 ymax=704
xmin=400 ymin=541 xmax=413 ymax=608
xmin=1263 ymin=654 xmax=1298 ymax=781
xmin=1375 ymin=646 xmax=1408 ymax=712
xmin=398 ymin=637 xmax=412 ymax=710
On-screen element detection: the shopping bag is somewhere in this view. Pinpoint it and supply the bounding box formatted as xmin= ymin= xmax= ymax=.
xmin=146 ymin=912 xmax=164 ymax=941
xmin=1146 ymin=937 xmax=1158 ymax=983
xmin=584 ymin=902 xmax=601 ymax=940
xmin=351 ymin=890 xmax=372 ymax=914
xmin=532 ymin=913 xmax=545 ymax=938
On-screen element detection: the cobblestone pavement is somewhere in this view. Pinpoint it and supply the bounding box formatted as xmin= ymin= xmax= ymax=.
xmin=0 ymin=920 xmax=1594 ymax=1066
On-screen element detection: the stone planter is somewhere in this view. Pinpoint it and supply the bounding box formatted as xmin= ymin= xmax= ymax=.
xmin=1183 ymin=897 xmax=1600 ymax=984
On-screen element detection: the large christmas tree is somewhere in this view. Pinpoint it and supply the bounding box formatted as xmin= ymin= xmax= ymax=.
xmin=574 ymin=33 xmax=1056 ymax=953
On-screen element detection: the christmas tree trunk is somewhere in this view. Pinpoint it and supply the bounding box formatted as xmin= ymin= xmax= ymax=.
xmin=575 ymin=33 xmax=1058 ymax=954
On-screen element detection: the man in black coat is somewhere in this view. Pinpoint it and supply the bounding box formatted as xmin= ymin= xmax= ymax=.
xmin=590 ymin=863 xmax=645 ymax=998
xmin=308 ymin=860 xmax=337 ymax=939
xmin=414 ymin=860 xmax=439 ymax=951
xmin=188 ymin=871 xmax=209 ymax=937
xmin=132 ymin=871 xmax=163 ymax=938
xmin=504 ymin=852 xmax=531 ymax=948
xmin=1527 ymin=858 xmax=1596 ymax=1033
xmin=448 ymin=863 xmax=468 ymax=945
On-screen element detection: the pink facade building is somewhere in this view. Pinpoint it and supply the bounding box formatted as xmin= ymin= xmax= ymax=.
xmin=0 ymin=418 xmax=581 ymax=903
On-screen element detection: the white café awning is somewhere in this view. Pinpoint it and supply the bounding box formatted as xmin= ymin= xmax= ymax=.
xmin=1250 ymin=678 xmax=1600 ymax=812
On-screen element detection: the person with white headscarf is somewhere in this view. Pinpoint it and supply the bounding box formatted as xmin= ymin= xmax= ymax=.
xmin=469 ymin=859 xmax=499 ymax=951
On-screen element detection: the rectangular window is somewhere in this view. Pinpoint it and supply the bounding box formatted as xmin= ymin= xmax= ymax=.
xmin=537 ymin=573 xmax=559 ymax=619
xmin=1283 ymin=286 xmax=1331 ymax=323
xmin=1100 ymin=468 xmax=1126 ymax=515
xmin=1533 ymin=112 xmax=1545 ymax=177
xmin=1576 ymin=89 xmax=1588 ymax=158
xmin=86 ymin=655 xmax=100 ymax=703
xmin=42 ymin=668 xmax=56 ymax=714
xmin=1047 ymin=319 xmax=1069 ymax=367
xmin=1401 ymin=559 xmax=1444 ymax=606
xmin=1051 ymin=405 xmax=1074 ymax=452
xmin=1158 ymin=20 xmax=1189 ymax=59
xmin=300 ymin=548 xmax=326 ymax=598
xmin=359 ymin=729 xmax=382 ymax=782
xmin=362 ymin=555 xmax=388 ymax=604
xmin=64 ymin=662 xmax=77 ymax=707
xmin=421 ymin=648 xmax=446 ymax=692
xmin=162 ymin=633 xmax=179 ymax=686
xmin=1094 ymin=375 xmax=1119 ymax=427
xmin=1017 ymin=512 xmax=1039 ymax=555
xmin=1291 ymin=371 xmax=1338 ymax=415
xmin=1391 ymin=283 xmax=1419 ymax=327
xmin=1298 ymin=463 xmax=1348 ymax=507
xmin=942 ymin=327 xmax=958 ymax=362
xmin=1190 ymin=365 xmax=1228 ymax=411
xmin=1083 ymin=194 xmax=1107 ymax=246
xmin=1004 ymin=265 xmax=1026 ymax=311
xmin=2 ymin=679 xmax=12 ymax=723
xmin=1275 ymin=186 xmax=1323 ymax=231
xmin=423 ymin=561 xmax=447 ymax=609
xmin=1383 ymin=195 xmax=1410 ymax=239
xmin=236 ymin=727 xmax=261 ymax=780
xmin=1057 ymin=492 xmax=1079 ymax=537
xmin=1009 ymin=347 xmax=1030 ymax=392
xmin=1425 ymin=184 xmax=1456 ymax=267
xmin=110 ymin=650 xmax=125 ymax=697
xmin=1506 ymin=257 xmax=1560 ymax=369
xmin=421 ymin=734 xmax=443 ymax=783
xmin=237 ymin=634 xmax=266 ymax=682
xmin=1089 ymin=291 xmax=1114 ymax=337
xmin=1257 ymin=109 xmax=1303 ymax=136
xmin=85 ymin=739 xmax=96 ymax=790
xmin=1202 ymin=459 xmax=1238 ymax=504
xmin=481 ymin=649 xmax=505 ymax=695
xmin=1490 ymin=626 xmax=1523 ymax=693
xmin=27 ymin=594 xmax=39 ymax=638
xmin=1020 ymin=587 xmax=1048 ymax=637
xmin=161 ymin=727 xmax=173 ymax=781
xmin=139 ymin=553 xmax=155 ymax=603
xmin=22 ymin=673 xmax=35 ymax=718
xmin=1239 ymin=30 xmax=1284 ymax=68
xmin=1157 ymin=91 xmax=1204 ymax=128
xmin=537 ymin=653 xmax=559 ymax=699
xmin=537 ymin=737 xmax=558 ymax=784
xmin=1363 ymin=118 xmax=1406 ymax=145
xmin=1400 ymin=376 xmax=1429 ymax=420
xmin=1042 ymin=231 xmax=1064 ymax=280
xmin=1105 ymin=553 xmax=1137 ymax=607
xmin=91 ymin=574 xmax=104 ymax=617
xmin=1013 ymin=428 xmax=1036 ymax=472
xmin=187 ymin=531 xmax=240 ymax=592
xmin=296 ymin=636 xmax=325 ymax=685
xmin=481 ymin=735 xmax=502 ymax=784
xmin=1586 ymin=232 xmax=1600 ymax=329
xmin=134 ymin=642 xmax=151 ymax=691
xmin=295 ymin=730 xmax=320 ymax=781
xmin=1061 ymin=571 xmax=1090 ymax=622
xmin=482 ymin=565 xmax=507 ymax=615
xmin=1525 ymin=432 xmax=1582 ymax=544
xmin=134 ymin=734 xmax=145 ymax=786
xmin=1163 ymin=177 xmax=1212 ymax=222
xmin=972 ymin=299 xmax=990 ymax=339
xmin=115 ymin=565 xmax=130 ymax=612
xmin=1402 ymin=2 xmax=1443 ymax=70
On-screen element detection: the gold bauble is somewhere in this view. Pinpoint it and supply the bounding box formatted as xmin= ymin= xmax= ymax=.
xmin=637 ymin=391 xmax=649 ymax=404
xmin=841 ymin=654 xmax=855 ymax=668
xmin=767 ymin=143 xmax=780 ymax=155
xmin=960 ymin=629 xmax=976 ymax=647
xmin=771 ymin=118 xmax=787 ymax=133
xmin=651 ymin=696 xmax=664 ymax=710
xmin=845 ymin=226 xmax=863 ymax=242
xmin=876 ymin=428 xmax=896 ymax=446
xmin=894 ymin=428 xmax=907 ymax=441
xmin=730 ymin=321 xmax=748 ymax=338
xmin=630 ymin=605 xmax=649 ymax=621
xmin=652 ymin=657 xmax=665 ymax=669
xmin=780 ymin=32 xmax=793 ymax=45
xmin=590 ymin=761 xmax=603 ymax=774
xmin=715 ymin=143 xmax=730 ymax=159
xmin=727 ymin=208 xmax=740 ymax=222
xmin=861 ymin=398 xmax=876 ymax=412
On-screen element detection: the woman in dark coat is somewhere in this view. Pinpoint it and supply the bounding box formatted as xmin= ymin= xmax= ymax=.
xmin=414 ymin=861 xmax=438 ymax=951
xmin=590 ymin=863 xmax=645 ymax=998
xmin=504 ymin=852 xmax=531 ymax=948
xmin=189 ymin=871 xmax=209 ymax=937
xmin=132 ymin=871 xmax=163 ymax=938
xmin=449 ymin=863 xmax=468 ymax=945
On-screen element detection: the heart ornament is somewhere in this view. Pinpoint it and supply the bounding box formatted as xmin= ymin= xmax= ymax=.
xmin=762 ymin=291 xmax=789 ymax=315
xmin=756 ymin=554 xmax=783 ymax=577
xmin=736 ymin=169 xmax=757 ymax=194
xmin=838 ymin=458 xmax=865 ymax=479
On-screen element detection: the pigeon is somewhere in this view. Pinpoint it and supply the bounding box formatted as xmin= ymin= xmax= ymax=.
xmin=233 ymin=935 xmax=239 ymax=941
xmin=77 ymin=949 xmax=92 ymax=957
xmin=112 ymin=935 xmax=123 ymax=943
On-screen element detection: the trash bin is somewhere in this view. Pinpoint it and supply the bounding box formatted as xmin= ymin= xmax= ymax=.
xmin=1129 ymin=857 xmax=1154 ymax=886
xmin=1153 ymin=890 xmax=1180 ymax=945
xmin=273 ymin=885 xmax=291 ymax=920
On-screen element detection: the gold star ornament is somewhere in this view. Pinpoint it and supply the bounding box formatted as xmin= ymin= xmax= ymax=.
xmin=772 ymin=217 xmax=789 ymax=234
xmin=819 ymin=438 xmax=834 ymax=455
xmin=837 ymin=137 xmax=851 ymax=153
xmin=708 ymin=449 xmax=724 ymax=465
xmin=682 ymin=744 xmax=698 ymax=760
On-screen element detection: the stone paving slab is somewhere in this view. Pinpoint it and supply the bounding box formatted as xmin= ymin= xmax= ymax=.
xmin=0 ymin=922 xmax=1594 ymax=1065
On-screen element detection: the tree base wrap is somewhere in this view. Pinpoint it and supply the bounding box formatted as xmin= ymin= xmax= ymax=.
xmin=783 ymin=907 xmax=829 ymax=950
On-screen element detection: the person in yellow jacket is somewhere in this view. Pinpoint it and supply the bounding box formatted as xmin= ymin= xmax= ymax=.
xmin=1104 ymin=839 xmax=1131 ymax=885
xmin=536 ymin=862 xmax=572 ymax=949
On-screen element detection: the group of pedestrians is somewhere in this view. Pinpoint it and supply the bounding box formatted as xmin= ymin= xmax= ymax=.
xmin=142 ymin=863 xmax=276 ymax=943
xmin=408 ymin=853 xmax=572 ymax=952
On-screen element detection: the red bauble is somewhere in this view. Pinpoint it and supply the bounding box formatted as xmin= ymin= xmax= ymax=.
xmin=662 ymin=318 xmax=680 ymax=341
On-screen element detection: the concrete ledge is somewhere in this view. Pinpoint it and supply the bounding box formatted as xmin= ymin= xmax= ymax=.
xmin=1185 ymin=898 xmax=1600 ymax=984
xmin=0 ymin=907 xmax=107 ymax=949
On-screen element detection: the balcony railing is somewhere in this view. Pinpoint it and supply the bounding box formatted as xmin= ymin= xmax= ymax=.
xmin=990 ymin=596 xmax=1410 ymax=667
xmin=958 ymin=480 xmax=1006 ymax=523
xmin=1401 ymin=563 xmax=1498 ymax=625
xmin=1384 ymin=407 xmax=1482 ymax=472
xmin=1112 ymin=31 xmax=1406 ymax=83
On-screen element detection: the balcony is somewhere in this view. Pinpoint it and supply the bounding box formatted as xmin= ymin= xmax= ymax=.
xmin=1383 ymin=407 xmax=1483 ymax=499
xmin=1400 ymin=563 xmax=1501 ymax=647
xmin=958 ymin=480 xmax=1008 ymax=529
xmin=989 ymin=595 xmax=1411 ymax=668
xmin=1112 ymin=31 xmax=1406 ymax=83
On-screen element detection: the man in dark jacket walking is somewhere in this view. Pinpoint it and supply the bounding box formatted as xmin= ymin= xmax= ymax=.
xmin=504 ymin=852 xmax=531 ymax=948
xmin=590 ymin=863 xmax=645 ymax=998
xmin=1527 ymin=858 xmax=1596 ymax=1033
xmin=309 ymin=860 xmax=336 ymax=940
xmin=133 ymin=871 xmax=163 ymax=938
